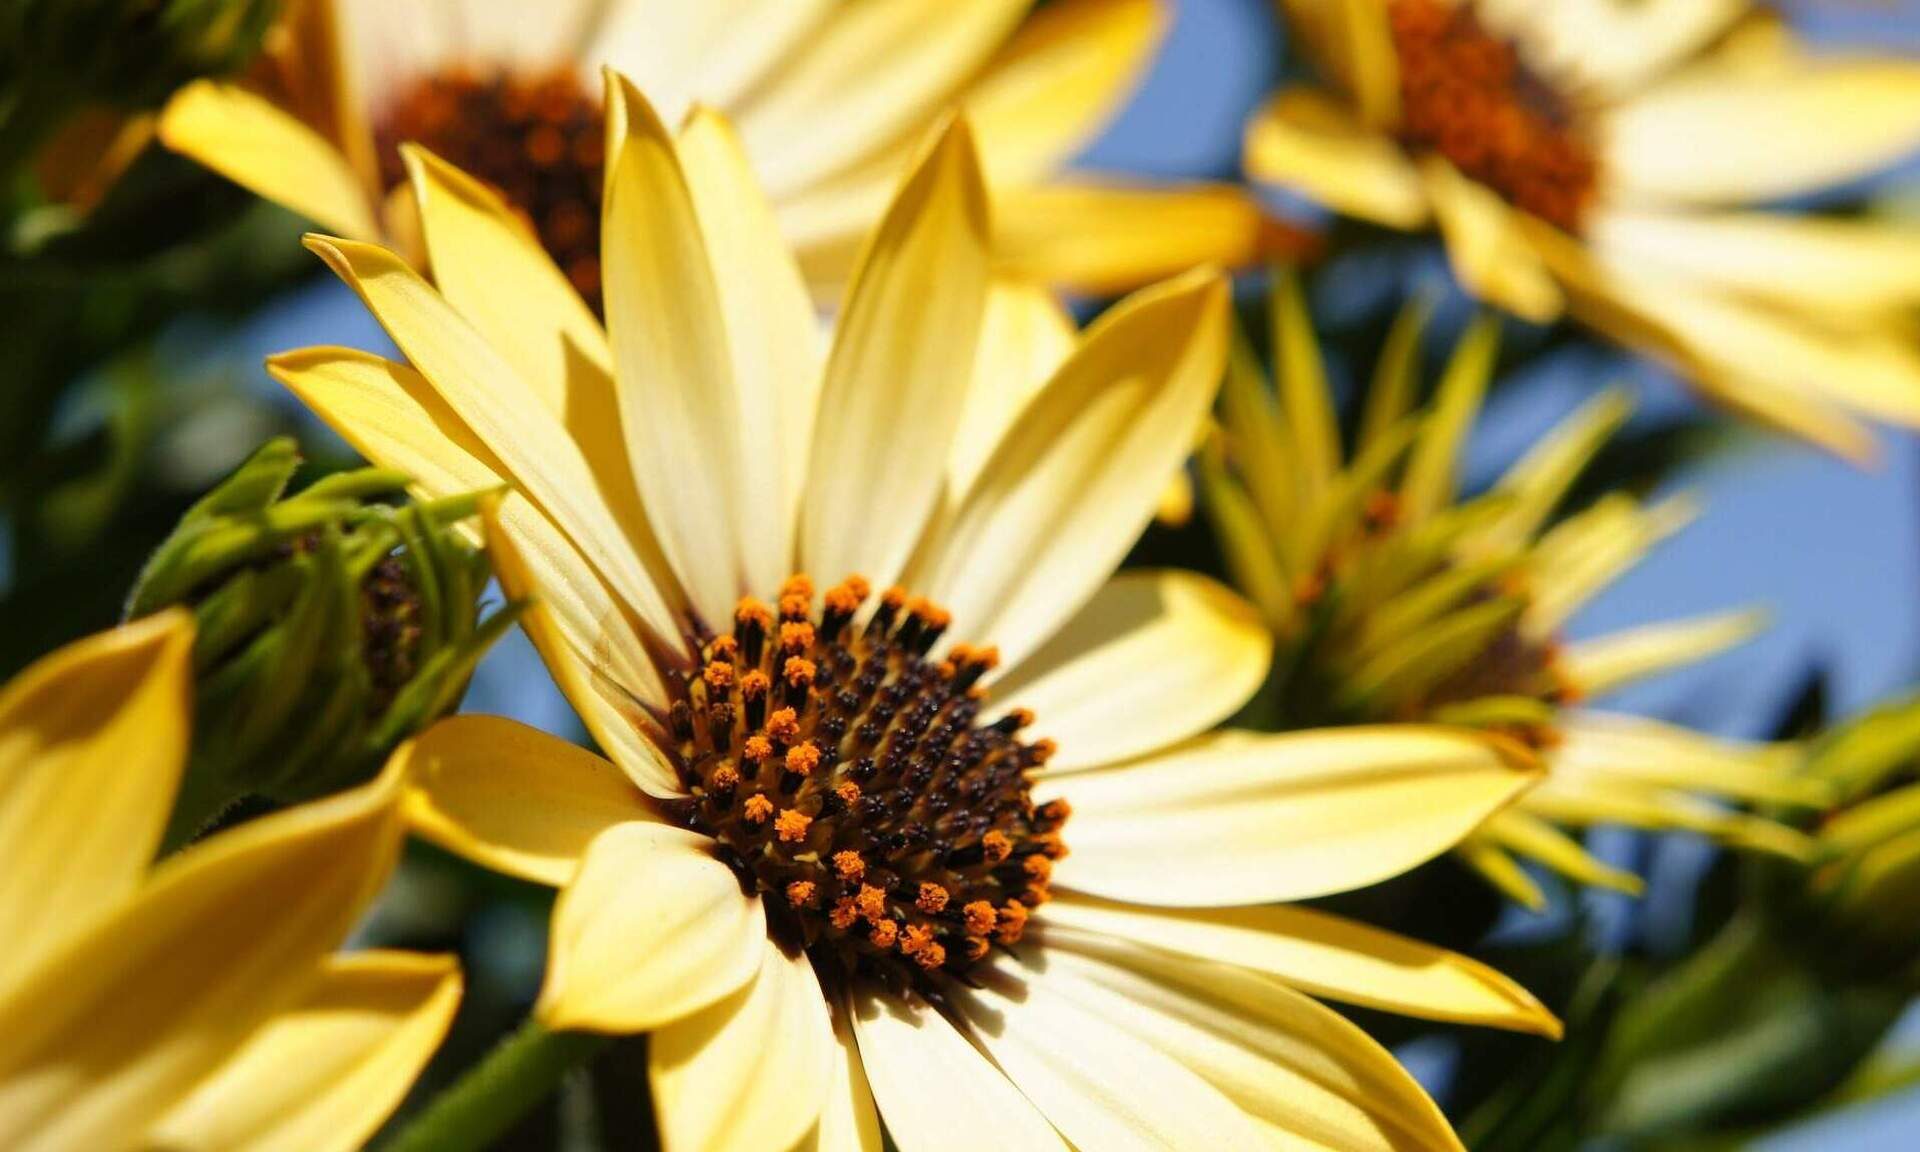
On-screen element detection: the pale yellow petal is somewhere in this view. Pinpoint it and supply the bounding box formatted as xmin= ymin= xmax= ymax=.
xmin=802 ymin=1004 xmax=884 ymax=1152
xmin=1559 ymin=609 xmax=1764 ymax=698
xmin=992 ymin=179 xmax=1268 ymax=296
xmin=1477 ymin=809 xmax=1645 ymax=897
xmin=1420 ymin=158 xmax=1563 ymax=324
xmin=1042 ymin=727 xmax=1538 ymax=906
xmin=949 ymin=280 xmax=1078 ymax=496
xmin=585 ymin=0 xmax=832 ymax=124
xmin=732 ymin=0 xmax=1028 ymax=198
xmin=537 ymin=822 xmax=765 ymax=1034
xmin=1549 ymin=711 xmax=1823 ymax=807
xmin=1042 ymin=894 xmax=1560 ymax=1036
xmin=267 ymin=348 xmax=682 ymax=795
xmin=1458 ymin=837 xmax=1547 ymax=911
xmin=602 ymin=76 xmax=758 ymax=624
xmin=302 ymin=235 xmax=685 ymax=647
xmin=1243 ymin=89 xmax=1428 ymax=229
xmin=149 ymin=951 xmax=462 ymax=1152
xmin=991 ymin=571 xmax=1270 ymax=773
xmin=649 ymin=937 xmax=835 ymax=1152
xmin=1032 ymin=939 xmax=1467 ymax=1151
xmin=851 ymin=989 xmax=1067 ymax=1151
xmin=1512 ymin=0 xmax=1746 ymax=95
xmin=1602 ymin=57 xmax=1920 ymax=206
xmin=911 ymin=268 xmax=1229 ymax=670
xmin=159 ymin=81 xmax=379 ymax=240
xmin=1276 ymin=0 xmax=1401 ymax=127
xmin=801 ymin=116 xmax=991 ymax=589
xmin=1524 ymin=493 xmax=1694 ymax=637
xmin=1591 ymin=208 xmax=1920 ymax=313
xmin=677 ymin=107 xmax=827 ymax=588
xmin=953 ymin=956 xmax=1269 ymax=1151
xmin=405 ymin=715 xmax=658 ymax=887
xmin=0 ymin=757 xmax=408 ymax=1152
xmin=1519 ymin=777 xmax=1814 ymax=859
xmin=0 ymin=611 xmax=192 ymax=990
xmin=964 ymin=0 xmax=1167 ymax=187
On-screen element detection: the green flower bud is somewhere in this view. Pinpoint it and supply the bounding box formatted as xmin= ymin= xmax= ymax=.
xmin=127 ymin=437 xmax=521 ymax=847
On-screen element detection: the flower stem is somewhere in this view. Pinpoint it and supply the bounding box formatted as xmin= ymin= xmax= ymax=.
xmin=381 ymin=1018 xmax=610 ymax=1152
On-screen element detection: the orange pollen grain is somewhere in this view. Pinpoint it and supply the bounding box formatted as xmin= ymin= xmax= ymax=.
xmin=739 ymin=670 xmax=770 ymax=699
xmin=708 ymin=635 xmax=739 ymax=663
xmin=855 ymin=884 xmax=888 ymax=922
xmin=835 ymin=781 xmax=862 ymax=805
xmin=833 ymin=851 xmax=867 ymax=883
xmin=829 ymin=898 xmax=860 ymax=930
xmin=710 ymin=765 xmax=740 ymax=791
xmin=780 ymin=574 xmax=815 ymax=601
xmin=785 ymin=742 xmax=822 ymax=776
xmin=743 ymin=794 xmax=773 ymax=823
xmin=963 ymin=936 xmax=992 ymax=962
xmin=778 ymin=621 xmax=815 ymax=652
xmin=995 ymin=901 xmax=1029 ymax=944
xmin=916 ymin=883 xmax=950 ymax=914
xmin=742 ymin=735 xmax=773 ymax=763
xmin=783 ymin=656 xmax=816 ymax=688
xmin=963 ymin=900 xmax=999 ymax=935
xmin=766 ymin=708 xmax=800 ymax=743
xmin=735 ymin=597 xmax=773 ymax=629
xmin=1023 ymin=855 xmax=1053 ymax=881
xmin=774 ymin=809 xmax=813 ymax=843
xmin=786 ymin=880 xmax=818 ymax=907
xmin=702 ymin=661 xmax=734 ymax=691
xmin=981 ymin=831 xmax=1013 ymax=863
xmin=869 ymin=920 xmax=900 ymax=948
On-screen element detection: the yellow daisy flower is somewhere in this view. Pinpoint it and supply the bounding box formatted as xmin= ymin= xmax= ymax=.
xmin=158 ymin=0 xmax=1270 ymax=308
xmin=1246 ymin=0 xmax=1920 ymax=459
xmin=1202 ymin=284 xmax=1828 ymax=908
xmin=270 ymin=75 xmax=1562 ymax=1150
xmin=0 ymin=611 xmax=459 ymax=1152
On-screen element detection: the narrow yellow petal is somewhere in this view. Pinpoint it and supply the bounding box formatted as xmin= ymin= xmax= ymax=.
xmin=1243 ymin=89 xmax=1428 ymax=229
xmin=991 ymin=179 xmax=1267 ymax=296
xmin=1458 ymin=837 xmax=1548 ymax=911
xmin=1043 ymin=894 xmax=1560 ymax=1036
xmin=1420 ymin=158 xmax=1564 ymax=324
xmin=911 ymin=268 xmax=1229 ymax=671
xmin=159 ymin=81 xmax=379 ymax=239
xmin=1276 ymin=0 xmax=1402 ymax=128
xmin=0 ymin=757 xmax=408 ymax=1152
xmin=0 ymin=611 xmax=193 ymax=990
xmin=583 ymin=0 xmax=831 ymax=126
xmin=1043 ymin=727 xmax=1538 ymax=906
xmin=994 ymin=571 xmax=1271 ymax=773
xmin=1603 ymin=57 xmax=1920 ymax=206
xmin=649 ymin=936 xmax=836 ymax=1152
xmin=1549 ymin=711 xmax=1822 ymax=807
xmin=1560 ymin=609 xmax=1765 ymax=698
xmin=406 ymin=715 xmax=658 ymax=887
xmin=851 ymin=988 xmax=1069 ymax=1151
xmin=964 ymin=0 xmax=1168 ymax=187
xmin=537 ymin=822 xmax=765 ymax=1034
xmin=802 ymin=115 xmax=991 ymax=590
xmin=1478 ymin=810 xmax=1645 ymax=897
xmin=802 ymin=1004 xmax=884 ymax=1152
xmin=731 ymin=0 xmax=1027 ymax=198
xmin=949 ymin=279 xmax=1079 ymax=496
xmin=149 ymin=951 xmax=462 ymax=1152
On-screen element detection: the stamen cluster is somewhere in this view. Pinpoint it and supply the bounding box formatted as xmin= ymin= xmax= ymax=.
xmin=665 ymin=576 xmax=1067 ymax=991
xmin=1389 ymin=0 xmax=1597 ymax=232
xmin=376 ymin=67 xmax=607 ymax=310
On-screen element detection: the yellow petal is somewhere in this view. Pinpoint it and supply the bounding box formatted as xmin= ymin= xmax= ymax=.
xmin=992 ymin=570 xmax=1270 ymax=773
xmin=1477 ymin=809 xmax=1645 ymax=897
xmin=1525 ymin=494 xmax=1694 ymax=636
xmin=267 ymin=348 xmax=682 ymax=795
xmin=964 ymin=0 xmax=1168 ymax=187
xmin=851 ymin=988 xmax=1068 ymax=1151
xmin=1559 ymin=609 xmax=1765 ymax=698
xmin=1591 ymin=208 xmax=1920 ymax=314
xmin=677 ymin=107 xmax=828 ymax=594
xmin=1031 ymin=938 xmax=1467 ymax=1151
xmin=405 ymin=715 xmax=658 ymax=887
xmin=731 ymin=0 xmax=1027 ymax=198
xmin=1276 ymin=0 xmax=1402 ymax=127
xmin=1521 ymin=0 xmax=1746 ymax=96
xmin=1549 ymin=711 xmax=1822 ymax=807
xmin=952 ymin=955 xmax=1269 ymax=1151
xmin=1458 ymin=837 xmax=1548 ymax=911
xmin=1603 ymin=56 xmax=1920 ymax=206
xmin=601 ymin=75 xmax=764 ymax=624
xmin=1243 ymin=89 xmax=1428 ymax=229
xmin=537 ymin=822 xmax=765 ymax=1034
xmin=0 ymin=611 xmax=193 ymax=990
xmin=585 ymin=0 xmax=831 ymax=122
xmin=149 ymin=951 xmax=462 ymax=1152
xmin=801 ymin=116 xmax=991 ymax=589
xmin=949 ymin=279 xmax=1079 ymax=496
xmin=911 ymin=268 xmax=1229 ymax=670
xmin=991 ymin=179 xmax=1268 ymax=296
xmin=158 ymin=81 xmax=379 ymax=239
xmin=1042 ymin=727 xmax=1538 ymax=906
xmin=1477 ymin=386 xmax=1635 ymax=552
xmin=0 ymin=756 xmax=408 ymax=1152
xmin=802 ymin=1003 xmax=883 ymax=1152
xmin=303 ymin=234 xmax=684 ymax=646
xmin=1519 ymin=777 xmax=1814 ymax=860
xmin=1042 ymin=893 xmax=1560 ymax=1036
xmin=1420 ymin=158 xmax=1564 ymax=324
xmin=649 ymin=936 xmax=835 ymax=1152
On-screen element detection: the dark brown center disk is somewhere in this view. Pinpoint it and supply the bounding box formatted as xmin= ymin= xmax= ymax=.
xmin=376 ymin=66 xmax=608 ymax=311
xmin=1389 ymin=0 xmax=1598 ymax=232
xmin=664 ymin=575 xmax=1068 ymax=994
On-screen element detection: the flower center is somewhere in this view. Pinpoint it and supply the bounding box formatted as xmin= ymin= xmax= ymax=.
xmin=375 ymin=66 xmax=606 ymax=311
xmin=1388 ymin=0 xmax=1597 ymax=232
xmin=663 ymin=575 xmax=1067 ymax=992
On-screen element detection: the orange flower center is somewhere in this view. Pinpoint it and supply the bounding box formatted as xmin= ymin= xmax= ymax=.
xmin=1388 ymin=0 xmax=1597 ymax=232
xmin=375 ymin=66 xmax=607 ymax=311
xmin=665 ymin=575 xmax=1067 ymax=992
